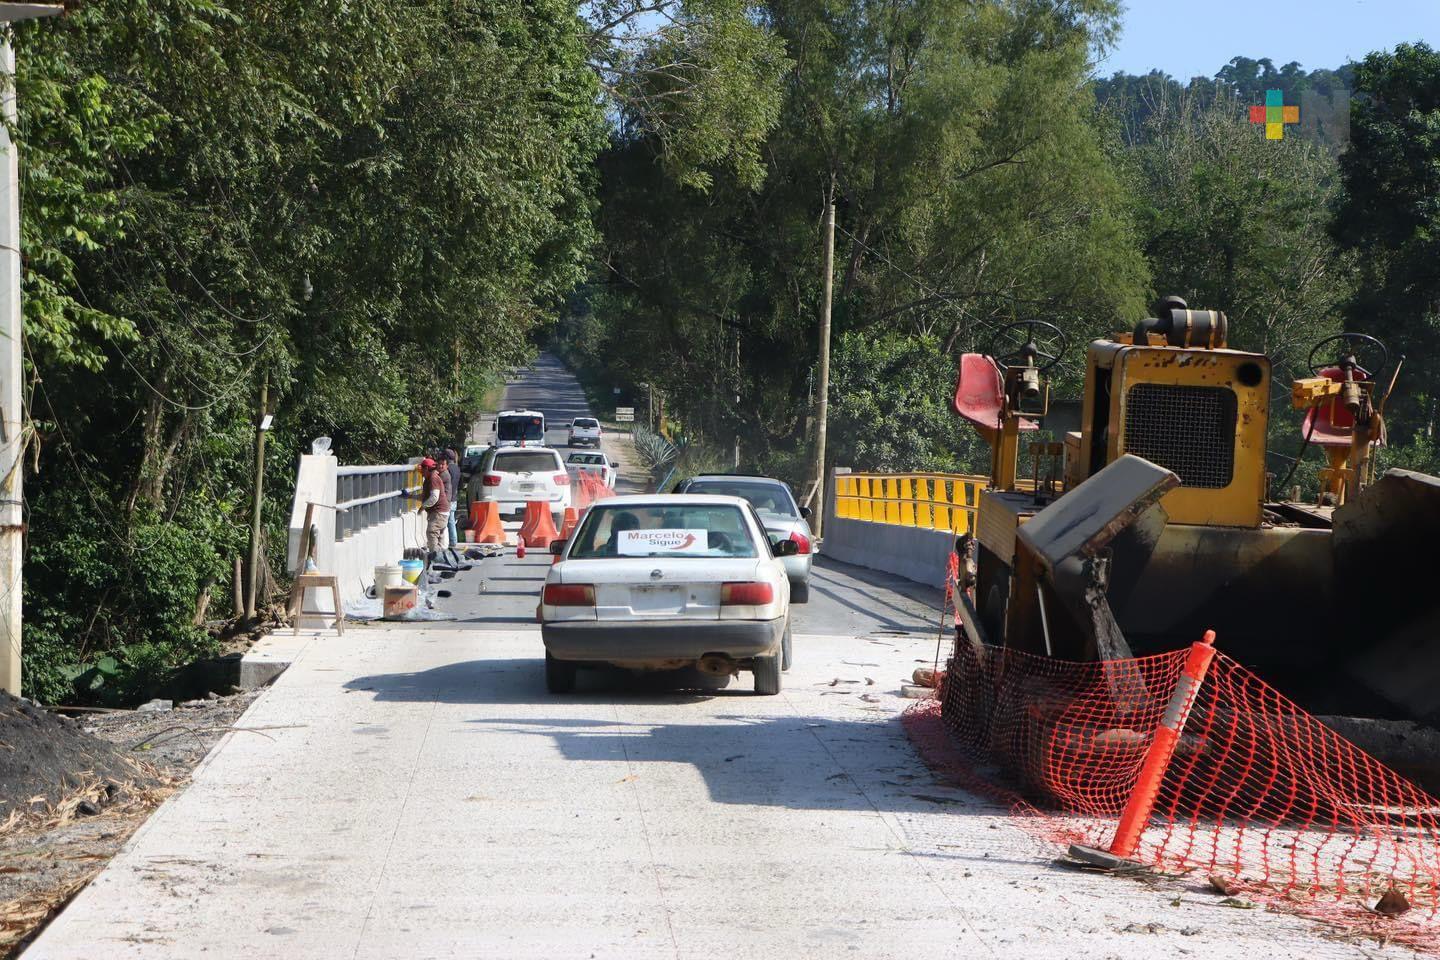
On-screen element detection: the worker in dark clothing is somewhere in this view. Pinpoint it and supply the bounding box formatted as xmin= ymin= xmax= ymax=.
xmin=421 ymin=456 xmax=450 ymax=555
xmin=444 ymin=448 xmax=461 ymax=549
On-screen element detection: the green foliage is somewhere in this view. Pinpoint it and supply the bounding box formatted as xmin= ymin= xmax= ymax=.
xmin=1117 ymin=89 xmax=1351 ymax=374
xmin=22 ymin=488 xmax=227 ymax=705
xmin=588 ymin=0 xmax=790 ymax=190
xmin=829 ymin=333 xmax=988 ymax=473
xmin=581 ymin=0 xmax=1147 ymax=474
xmin=13 ymin=0 xmax=792 ymax=702
xmin=1095 ymin=58 xmax=1354 ymax=154
xmin=1332 ymin=42 xmax=1440 ymax=468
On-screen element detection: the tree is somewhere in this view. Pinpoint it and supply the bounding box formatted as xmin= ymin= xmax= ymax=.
xmin=1120 ymin=88 xmax=1350 ymax=373
xmin=1332 ymin=42 xmax=1440 ymax=471
xmin=11 ymin=0 xmax=608 ymax=701
xmin=582 ymin=0 xmax=1149 ymax=478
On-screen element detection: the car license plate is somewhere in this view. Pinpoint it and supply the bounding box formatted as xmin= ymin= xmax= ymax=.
xmin=516 ymin=482 xmax=536 ymax=492
xmin=631 ymin=586 xmax=684 ymax=613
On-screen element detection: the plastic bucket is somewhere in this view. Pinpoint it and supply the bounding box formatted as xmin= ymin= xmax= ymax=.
xmin=374 ymin=564 xmax=403 ymax=591
xmin=399 ymin=559 xmax=424 ymax=584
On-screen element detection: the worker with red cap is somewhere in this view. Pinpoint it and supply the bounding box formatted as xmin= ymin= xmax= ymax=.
xmin=420 ymin=456 xmax=450 ymax=555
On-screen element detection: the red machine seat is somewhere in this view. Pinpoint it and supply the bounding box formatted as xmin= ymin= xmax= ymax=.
xmin=952 ymin=353 xmax=1038 ymax=431
xmin=1302 ymin=366 xmax=1381 ymax=448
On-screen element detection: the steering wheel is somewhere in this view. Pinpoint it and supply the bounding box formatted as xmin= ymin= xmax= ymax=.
xmin=983 ymin=319 xmax=1068 ymax=373
xmin=1307 ymin=332 xmax=1389 ymax=378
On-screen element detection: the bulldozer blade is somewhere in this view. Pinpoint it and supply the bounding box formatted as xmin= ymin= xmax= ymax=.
xmin=1018 ymin=454 xmax=1179 ymax=575
xmin=1017 ymin=455 xmax=1178 ymax=662
xmin=1334 ymin=469 xmax=1440 ymax=725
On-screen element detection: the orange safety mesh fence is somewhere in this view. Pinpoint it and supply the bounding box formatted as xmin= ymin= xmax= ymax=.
xmin=909 ymin=561 xmax=1440 ymax=949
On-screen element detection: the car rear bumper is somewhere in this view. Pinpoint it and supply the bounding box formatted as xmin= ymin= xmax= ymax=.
xmin=478 ymin=495 xmax=570 ymax=516
xmin=543 ymin=618 xmax=785 ymax=662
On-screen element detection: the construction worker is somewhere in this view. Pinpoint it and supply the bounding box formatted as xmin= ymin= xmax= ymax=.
xmin=443 ymin=448 xmax=461 ymax=549
xmin=420 ymin=456 xmax=450 ymax=556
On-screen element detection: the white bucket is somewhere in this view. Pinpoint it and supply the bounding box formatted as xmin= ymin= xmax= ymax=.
xmin=374 ymin=564 xmax=403 ymax=592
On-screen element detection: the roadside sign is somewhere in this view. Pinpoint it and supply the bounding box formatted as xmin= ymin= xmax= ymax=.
xmin=615 ymin=407 xmax=635 ymax=422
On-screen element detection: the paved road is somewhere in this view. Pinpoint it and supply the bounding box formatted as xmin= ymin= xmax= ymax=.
xmin=29 ymin=626 xmax=1396 ymax=959
xmin=444 ymin=357 xmax=945 ymax=643
xmin=26 ymin=360 xmax=1409 ymax=960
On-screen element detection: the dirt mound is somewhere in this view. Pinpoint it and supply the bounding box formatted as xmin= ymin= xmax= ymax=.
xmin=0 ymin=694 xmax=152 ymax=821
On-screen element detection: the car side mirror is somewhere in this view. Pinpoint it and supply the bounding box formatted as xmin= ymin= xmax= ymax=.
xmin=610 ymin=460 xmax=618 ymax=468
xmin=772 ymin=539 xmax=799 ymax=557
xmin=799 ymin=506 xmax=812 ymax=520
xmin=550 ymin=539 xmax=567 ymax=557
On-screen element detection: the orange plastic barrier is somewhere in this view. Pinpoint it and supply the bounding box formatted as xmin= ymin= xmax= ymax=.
xmin=518 ymin=501 xmax=559 ymax=548
xmin=575 ymin=472 xmax=616 ymax=508
xmin=469 ymin=501 xmax=506 ymax=544
xmin=559 ymin=507 xmax=579 ymax=540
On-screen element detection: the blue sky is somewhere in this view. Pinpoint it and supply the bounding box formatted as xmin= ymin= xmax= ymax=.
xmin=1098 ymin=0 xmax=1440 ymax=80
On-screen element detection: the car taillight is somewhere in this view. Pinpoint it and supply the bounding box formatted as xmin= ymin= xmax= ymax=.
xmin=721 ymin=582 xmax=774 ymax=605
xmin=789 ymin=531 xmax=812 ymax=554
xmin=543 ymin=583 xmax=594 ymax=606
xmin=482 ymin=474 xmax=502 ymax=487
xmin=553 ymin=473 xmax=570 ymax=485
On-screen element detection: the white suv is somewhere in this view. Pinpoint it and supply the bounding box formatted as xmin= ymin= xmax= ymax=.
xmin=568 ymin=417 xmax=602 ymax=447
xmin=472 ymin=447 xmax=572 ymax=521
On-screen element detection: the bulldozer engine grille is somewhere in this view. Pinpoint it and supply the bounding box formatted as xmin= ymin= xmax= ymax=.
xmin=1123 ymin=384 xmax=1236 ymax=488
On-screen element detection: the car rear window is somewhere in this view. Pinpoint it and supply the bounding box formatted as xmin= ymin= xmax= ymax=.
xmin=568 ymin=453 xmax=603 ymax=464
xmin=684 ymin=481 xmax=798 ymax=519
xmin=573 ymin=418 xmax=599 ymax=428
xmin=569 ymin=504 xmax=757 ymax=559
xmin=494 ymin=451 xmax=560 ymax=473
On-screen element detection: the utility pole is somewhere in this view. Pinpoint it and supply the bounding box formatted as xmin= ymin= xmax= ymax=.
xmin=733 ymin=330 xmax=741 ymax=469
xmin=812 ymin=198 xmax=835 ymax=537
xmin=1 ymin=6 xmax=65 ymax=697
xmin=244 ymin=372 xmax=269 ymax=622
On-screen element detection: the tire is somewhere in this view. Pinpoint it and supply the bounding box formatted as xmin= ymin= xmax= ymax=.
xmin=781 ymin=622 xmax=793 ymax=672
xmin=545 ymin=652 xmax=577 ymax=694
xmin=790 ymin=580 xmax=810 ymax=604
xmin=753 ymin=653 xmax=782 ymax=695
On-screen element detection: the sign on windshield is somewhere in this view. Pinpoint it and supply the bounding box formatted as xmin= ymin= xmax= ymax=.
xmin=618 ymin=529 xmax=708 ymax=556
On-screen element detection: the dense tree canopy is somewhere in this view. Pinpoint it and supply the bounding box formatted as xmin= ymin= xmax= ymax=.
xmin=569 ymin=0 xmax=1147 ymax=476
xmin=1332 ymin=42 xmax=1440 ymax=467
xmin=11 ymin=0 xmax=777 ymax=702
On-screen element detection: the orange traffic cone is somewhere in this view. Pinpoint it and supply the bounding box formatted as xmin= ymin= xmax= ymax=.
xmin=516 ymin=535 xmax=526 ymax=559
xmin=470 ymin=501 xmax=507 ymax=545
xmin=559 ymin=507 xmax=579 ymax=540
xmin=519 ymin=501 xmax=560 ymax=548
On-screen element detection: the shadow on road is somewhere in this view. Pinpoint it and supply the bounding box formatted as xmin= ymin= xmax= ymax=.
xmin=343 ymin=658 xmax=983 ymax=815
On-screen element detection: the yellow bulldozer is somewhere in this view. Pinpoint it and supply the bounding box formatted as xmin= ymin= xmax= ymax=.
xmin=949 ymin=297 xmax=1440 ymax=783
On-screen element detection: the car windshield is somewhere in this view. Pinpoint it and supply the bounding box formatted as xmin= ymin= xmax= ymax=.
xmin=685 ymin=481 xmax=798 ymax=519
xmin=494 ymin=451 xmax=559 ymax=473
xmin=498 ymin=416 xmax=545 ymax=441
xmin=569 ymin=504 xmax=757 ymax=559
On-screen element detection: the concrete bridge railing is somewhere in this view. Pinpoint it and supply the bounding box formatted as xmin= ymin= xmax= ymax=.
xmin=822 ymin=468 xmax=987 ymax=589
xmin=287 ymin=454 xmax=425 ymax=627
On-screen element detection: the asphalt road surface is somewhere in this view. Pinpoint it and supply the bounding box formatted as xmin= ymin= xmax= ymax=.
xmin=446 ymin=356 xmax=945 ymax=642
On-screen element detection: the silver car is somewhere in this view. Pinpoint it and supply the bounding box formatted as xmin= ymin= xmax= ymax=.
xmin=671 ymin=475 xmax=815 ymax=603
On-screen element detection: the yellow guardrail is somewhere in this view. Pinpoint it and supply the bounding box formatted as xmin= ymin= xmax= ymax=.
xmin=834 ymin=472 xmax=989 ymax=535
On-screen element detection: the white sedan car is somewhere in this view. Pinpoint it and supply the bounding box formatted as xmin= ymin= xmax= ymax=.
xmin=540 ymin=494 xmax=796 ymax=695
xmin=566 ymin=451 xmax=617 ymax=488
